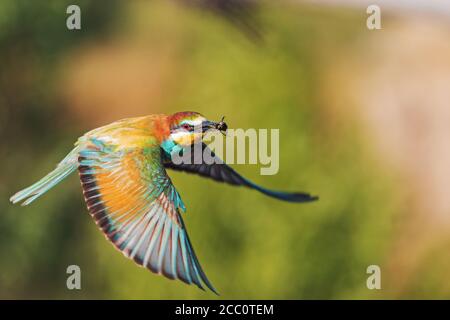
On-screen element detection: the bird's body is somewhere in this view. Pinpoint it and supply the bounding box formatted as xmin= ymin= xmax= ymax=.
xmin=10 ymin=112 xmax=317 ymax=294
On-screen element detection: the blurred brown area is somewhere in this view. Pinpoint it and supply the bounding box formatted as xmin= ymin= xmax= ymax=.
xmin=62 ymin=42 xmax=178 ymax=126
xmin=321 ymin=13 xmax=450 ymax=297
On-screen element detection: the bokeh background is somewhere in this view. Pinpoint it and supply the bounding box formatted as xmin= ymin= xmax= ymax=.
xmin=1 ymin=0 xmax=450 ymax=299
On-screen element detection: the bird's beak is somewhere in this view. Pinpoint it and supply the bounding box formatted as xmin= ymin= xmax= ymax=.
xmin=202 ymin=117 xmax=228 ymax=133
xmin=201 ymin=120 xmax=219 ymax=133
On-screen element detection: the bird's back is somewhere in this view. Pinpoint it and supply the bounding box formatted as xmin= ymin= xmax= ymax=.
xmin=77 ymin=115 xmax=167 ymax=150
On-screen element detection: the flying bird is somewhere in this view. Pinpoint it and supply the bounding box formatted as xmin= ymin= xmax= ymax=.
xmin=10 ymin=111 xmax=318 ymax=294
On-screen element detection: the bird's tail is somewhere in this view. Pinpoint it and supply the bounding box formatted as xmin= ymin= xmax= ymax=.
xmin=10 ymin=147 xmax=79 ymax=206
xmin=244 ymin=179 xmax=319 ymax=203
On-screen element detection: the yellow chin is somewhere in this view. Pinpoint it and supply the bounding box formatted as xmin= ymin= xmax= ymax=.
xmin=173 ymin=132 xmax=203 ymax=146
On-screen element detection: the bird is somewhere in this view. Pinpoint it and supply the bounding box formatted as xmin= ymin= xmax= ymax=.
xmin=10 ymin=111 xmax=318 ymax=294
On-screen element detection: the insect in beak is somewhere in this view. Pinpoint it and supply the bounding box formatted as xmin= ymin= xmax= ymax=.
xmin=215 ymin=116 xmax=228 ymax=136
xmin=202 ymin=117 xmax=228 ymax=135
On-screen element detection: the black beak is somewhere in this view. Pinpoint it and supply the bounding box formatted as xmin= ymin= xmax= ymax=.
xmin=201 ymin=119 xmax=228 ymax=133
xmin=201 ymin=121 xmax=217 ymax=133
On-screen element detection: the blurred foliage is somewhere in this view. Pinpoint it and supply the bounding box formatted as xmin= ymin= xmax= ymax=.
xmin=0 ymin=1 xmax=404 ymax=299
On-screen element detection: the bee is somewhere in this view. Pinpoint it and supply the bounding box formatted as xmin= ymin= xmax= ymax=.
xmin=216 ymin=116 xmax=228 ymax=134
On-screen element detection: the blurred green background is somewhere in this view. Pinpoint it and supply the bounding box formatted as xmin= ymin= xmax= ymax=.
xmin=1 ymin=0 xmax=450 ymax=299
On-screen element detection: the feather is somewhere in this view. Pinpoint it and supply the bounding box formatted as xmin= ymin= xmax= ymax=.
xmin=10 ymin=146 xmax=79 ymax=205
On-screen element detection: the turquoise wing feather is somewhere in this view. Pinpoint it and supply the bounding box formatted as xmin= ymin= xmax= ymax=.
xmin=10 ymin=146 xmax=80 ymax=206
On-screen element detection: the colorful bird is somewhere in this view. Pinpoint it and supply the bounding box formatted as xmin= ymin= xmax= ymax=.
xmin=10 ymin=111 xmax=318 ymax=294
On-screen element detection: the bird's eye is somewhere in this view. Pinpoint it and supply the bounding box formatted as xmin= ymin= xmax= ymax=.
xmin=182 ymin=124 xmax=191 ymax=130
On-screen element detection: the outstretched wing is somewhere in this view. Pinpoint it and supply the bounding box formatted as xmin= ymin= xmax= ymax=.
xmin=78 ymin=139 xmax=217 ymax=294
xmin=163 ymin=143 xmax=318 ymax=203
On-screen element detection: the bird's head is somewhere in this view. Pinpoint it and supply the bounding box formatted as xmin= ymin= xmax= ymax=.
xmin=164 ymin=111 xmax=227 ymax=149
